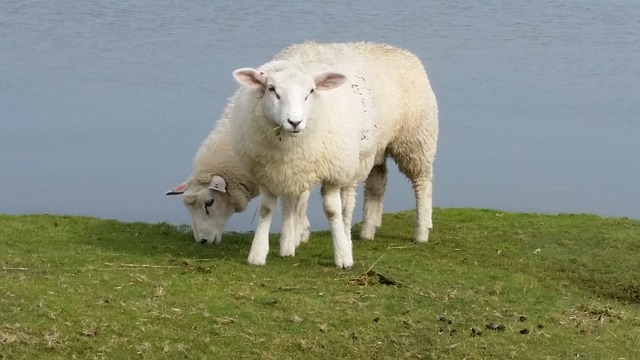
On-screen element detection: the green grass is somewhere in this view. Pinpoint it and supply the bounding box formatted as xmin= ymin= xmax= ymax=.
xmin=1 ymin=208 xmax=639 ymax=359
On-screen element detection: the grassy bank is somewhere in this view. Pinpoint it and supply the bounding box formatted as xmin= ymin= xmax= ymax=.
xmin=1 ymin=209 xmax=639 ymax=359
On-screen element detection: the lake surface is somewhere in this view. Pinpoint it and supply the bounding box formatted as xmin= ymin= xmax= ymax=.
xmin=1 ymin=0 xmax=639 ymax=232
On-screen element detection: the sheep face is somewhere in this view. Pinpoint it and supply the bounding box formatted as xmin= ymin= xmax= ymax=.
xmin=166 ymin=176 xmax=236 ymax=244
xmin=233 ymin=66 xmax=347 ymax=136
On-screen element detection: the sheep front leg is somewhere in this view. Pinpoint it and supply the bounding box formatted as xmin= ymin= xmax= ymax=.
xmin=279 ymin=194 xmax=301 ymax=257
xmin=248 ymin=187 xmax=277 ymax=265
xmin=322 ymin=184 xmax=354 ymax=269
xmin=361 ymin=162 xmax=387 ymax=240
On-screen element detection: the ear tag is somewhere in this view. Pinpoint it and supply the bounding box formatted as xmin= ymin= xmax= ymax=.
xmin=209 ymin=175 xmax=227 ymax=193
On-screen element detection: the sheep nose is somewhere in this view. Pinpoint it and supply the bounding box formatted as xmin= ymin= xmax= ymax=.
xmin=199 ymin=238 xmax=208 ymax=244
xmin=287 ymin=118 xmax=302 ymax=128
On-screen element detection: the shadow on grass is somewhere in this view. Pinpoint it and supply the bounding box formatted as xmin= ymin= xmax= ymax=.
xmin=67 ymin=217 xmax=254 ymax=263
xmin=82 ymin=219 xmax=380 ymax=270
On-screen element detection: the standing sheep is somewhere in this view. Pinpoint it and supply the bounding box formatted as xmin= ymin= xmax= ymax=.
xmin=229 ymin=42 xmax=438 ymax=268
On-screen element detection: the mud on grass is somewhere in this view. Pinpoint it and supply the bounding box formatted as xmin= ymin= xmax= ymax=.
xmin=1 ymin=210 xmax=640 ymax=359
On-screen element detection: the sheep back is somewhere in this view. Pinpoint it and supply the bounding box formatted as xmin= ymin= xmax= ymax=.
xmin=229 ymin=42 xmax=437 ymax=197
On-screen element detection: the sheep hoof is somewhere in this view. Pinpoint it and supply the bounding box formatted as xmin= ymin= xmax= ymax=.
xmin=247 ymin=254 xmax=267 ymax=266
xmin=359 ymin=224 xmax=378 ymax=240
xmin=279 ymin=237 xmax=297 ymax=257
xmin=413 ymin=237 xmax=430 ymax=244
xmin=335 ymin=258 xmax=354 ymax=270
xmin=279 ymin=249 xmax=296 ymax=258
xmin=413 ymin=228 xmax=431 ymax=244
xmin=298 ymin=230 xmax=311 ymax=245
xmin=359 ymin=231 xmax=375 ymax=241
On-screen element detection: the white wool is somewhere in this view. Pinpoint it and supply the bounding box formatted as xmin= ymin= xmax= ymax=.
xmin=228 ymin=42 xmax=438 ymax=268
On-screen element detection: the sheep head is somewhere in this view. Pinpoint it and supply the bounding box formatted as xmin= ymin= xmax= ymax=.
xmin=233 ymin=64 xmax=346 ymax=136
xmin=166 ymin=175 xmax=241 ymax=244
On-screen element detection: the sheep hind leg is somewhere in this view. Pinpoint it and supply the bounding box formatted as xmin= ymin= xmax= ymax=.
xmin=393 ymin=142 xmax=434 ymax=244
xmin=340 ymin=185 xmax=357 ymax=242
xmin=360 ymin=162 xmax=387 ymax=240
xmin=297 ymin=190 xmax=311 ymax=246
xmin=279 ymin=194 xmax=301 ymax=257
xmin=411 ymin=174 xmax=433 ymax=243
xmin=248 ymin=188 xmax=277 ymax=265
xmin=322 ymin=184 xmax=353 ymax=269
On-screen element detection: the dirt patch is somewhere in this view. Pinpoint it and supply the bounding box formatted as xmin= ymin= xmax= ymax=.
xmin=347 ymin=270 xmax=401 ymax=287
xmin=561 ymin=304 xmax=624 ymax=334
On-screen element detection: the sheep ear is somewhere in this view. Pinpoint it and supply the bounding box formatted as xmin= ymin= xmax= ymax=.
xmin=209 ymin=175 xmax=227 ymax=193
xmin=314 ymin=72 xmax=347 ymax=91
xmin=233 ymin=68 xmax=267 ymax=89
xmin=166 ymin=181 xmax=188 ymax=195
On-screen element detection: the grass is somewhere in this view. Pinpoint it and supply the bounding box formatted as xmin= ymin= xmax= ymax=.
xmin=1 ymin=208 xmax=639 ymax=359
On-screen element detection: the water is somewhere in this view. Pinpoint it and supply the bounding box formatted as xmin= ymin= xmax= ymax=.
xmin=1 ymin=0 xmax=639 ymax=232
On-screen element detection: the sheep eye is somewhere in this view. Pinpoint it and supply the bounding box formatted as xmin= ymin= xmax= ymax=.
xmin=204 ymin=199 xmax=214 ymax=215
xmin=305 ymin=88 xmax=315 ymax=101
xmin=267 ymin=85 xmax=280 ymax=100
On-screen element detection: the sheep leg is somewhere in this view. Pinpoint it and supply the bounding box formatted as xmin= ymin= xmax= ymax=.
xmin=412 ymin=173 xmax=433 ymax=243
xmin=247 ymin=187 xmax=277 ymax=265
xmin=322 ymin=184 xmax=354 ymax=269
xmin=340 ymin=185 xmax=357 ymax=242
xmin=297 ymin=190 xmax=311 ymax=246
xmin=279 ymin=194 xmax=301 ymax=257
xmin=360 ymin=162 xmax=387 ymax=240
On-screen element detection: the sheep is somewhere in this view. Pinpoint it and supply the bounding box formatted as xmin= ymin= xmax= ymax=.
xmin=165 ymin=102 xmax=311 ymax=245
xmin=228 ymin=41 xmax=438 ymax=268
xmin=165 ymin=102 xmax=388 ymax=247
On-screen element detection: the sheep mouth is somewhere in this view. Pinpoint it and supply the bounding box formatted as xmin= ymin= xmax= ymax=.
xmin=287 ymin=129 xmax=304 ymax=136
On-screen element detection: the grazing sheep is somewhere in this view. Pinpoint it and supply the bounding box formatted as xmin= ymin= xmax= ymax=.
xmin=229 ymin=42 xmax=438 ymax=268
xmin=166 ymin=103 xmax=311 ymax=245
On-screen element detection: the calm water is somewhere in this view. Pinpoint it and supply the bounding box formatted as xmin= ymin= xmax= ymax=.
xmin=1 ymin=0 xmax=639 ymax=232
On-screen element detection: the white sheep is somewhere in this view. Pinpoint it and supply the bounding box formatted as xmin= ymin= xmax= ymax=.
xmin=165 ymin=103 xmax=311 ymax=245
xmin=165 ymin=102 xmax=388 ymax=247
xmin=229 ymin=42 xmax=438 ymax=268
